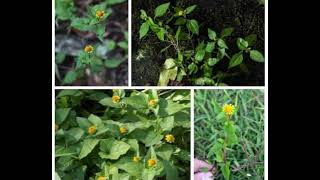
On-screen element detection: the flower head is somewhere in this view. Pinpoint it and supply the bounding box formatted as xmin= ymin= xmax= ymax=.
xmin=148 ymin=159 xmax=156 ymax=167
xmin=165 ymin=134 xmax=175 ymax=143
xmin=84 ymin=45 xmax=94 ymax=54
xmin=112 ymin=95 xmax=121 ymax=103
xmin=148 ymin=99 xmax=157 ymax=107
xmin=133 ymin=156 xmax=140 ymax=162
xmin=96 ymin=10 xmax=105 ymax=19
xmin=119 ymin=127 xmax=127 ymax=134
xmin=222 ymin=104 xmax=235 ymax=116
xmin=97 ymin=176 xmax=106 ymax=180
xmin=88 ymin=125 xmax=97 ymax=135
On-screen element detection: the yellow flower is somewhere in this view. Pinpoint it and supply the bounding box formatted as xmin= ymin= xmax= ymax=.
xmin=148 ymin=99 xmax=157 ymax=107
xmin=165 ymin=134 xmax=175 ymax=143
xmin=84 ymin=45 xmax=94 ymax=54
xmin=112 ymin=95 xmax=121 ymax=103
xmin=119 ymin=127 xmax=127 ymax=134
xmin=148 ymin=159 xmax=156 ymax=167
xmin=96 ymin=10 xmax=105 ymax=19
xmin=88 ymin=125 xmax=97 ymax=135
xmin=55 ymin=124 xmax=59 ymax=131
xmin=97 ymin=176 xmax=106 ymax=180
xmin=222 ymin=104 xmax=235 ymax=116
xmin=133 ymin=156 xmax=140 ymax=162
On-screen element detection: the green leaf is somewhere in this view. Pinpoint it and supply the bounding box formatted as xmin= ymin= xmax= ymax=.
xmin=124 ymin=94 xmax=148 ymax=109
xmin=142 ymin=168 xmax=156 ymax=180
xmin=99 ymin=97 xmax=121 ymax=108
xmin=195 ymin=49 xmax=205 ymax=61
xmin=117 ymin=41 xmax=127 ymax=50
xmin=163 ymin=160 xmax=179 ymax=180
xmin=186 ymin=19 xmax=199 ymax=35
xmin=205 ymin=42 xmax=215 ymax=53
xmin=79 ymin=139 xmax=99 ymax=159
xmin=211 ymin=140 xmax=224 ymax=162
xmin=71 ymin=18 xmax=91 ymax=31
xmin=55 ymin=146 xmax=77 ymax=157
xmin=155 ymin=2 xmax=170 ymax=18
xmin=62 ymin=71 xmax=77 ymax=85
xmin=99 ymin=138 xmax=130 ymax=160
xmin=229 ymin=52 xmax=244 ymax=68
xmin=65 ymin=128 xmax=84 ymax=144
xmin=174 ymin=17 xmax=186 ymax=25
xmin=115 ymin=158 xmax=143 ymax=176
xmin=217 ymin=39 xmax=228 ymax=49
xmin=175 ymin=26 xmax=181 ymax=41
xmin=140 ymin=9 xmax=147 ymax=19
xmin=105 ymin=59 xmax=123 ymax=68
xmin=208 ymin=28 xmax=217 ymax=40
xmin=224 ymin=121 xmax=238 ymax=146
xmin=106 ymin=0 xmax=126 ymax=5
xmin=163 ymin=58 xmax=176 ymax=69
xmin=158 ymin=67 xmax=178 ymax=86
xmin=250 ymin=50 xmax=265 ymax=62
xmin=245 ymin=34 xmax=257 ymax=46
xmin=156 ymin=28 xmax=165 ymax=41
xmin=208 ymin=58 xmax=219 ymax=66
xmin=139 ymin=22 xmax=149 ymax=39
xmin=185 ymin=5 xmax=197 ymax=14
xmin=55 ymin=0 xmax=75 ymax=20
xmin=55 ymin=108 xmax=71 ymax=124
xmin=88 ymin=114 xmax=102 ymax=125
xmin=221 ymin=162 xmax=231 ymax=180
xmin=221 ymin=27 xmax=234 ymax=38
xmin=158 ymin=99 xmax=189 ymax=117
xmin=236 ymin=38 xmax=249 ymax=50
xmin=160 ymin=116 xmax=174 ymax=131
xmin=55 ymin=172 xmax=61 ymax=180
xmin=127 ymin=139 xmax=139 ymax=152
xmin=156 ymin=144 xmax=173 ymax=161
xmin=176 ymin=68 xmax=186 ymax=82
xmin=217 ymin=48 xmax=225 ymax=60
xmin=56 ymin=53 xmax=66 ymax=64
xmin=188 ymin=63 xmax=198 ymax=75
xmin=142 ymin=131 xmax=163 ymax=147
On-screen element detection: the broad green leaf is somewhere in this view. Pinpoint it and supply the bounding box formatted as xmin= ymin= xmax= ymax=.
xmin=142 ymin=168 xmax=156 ymax=180
xmin=158 ymin=67 xmax=178 ymax=86
xmin=160 ymin=116 xmax=174 ymax=131
xmin=79 ymin=139 xmax=100 ymax=159
xmin=224 ymin=121 xmax=238 ymax=146
xmin=123 ymin=94 xmax=148 ymax=109
xmin=62 ymin=71 xmax=77 ymax=85
xmin=88 ymin=114 xmax=102 ymax=125
xmin=156 ymin=144 xmax=173 ymax=161
xmin=194 ymin=77 xmax=214 ymax=85
xmin=106 ymin=0 xmax=126 ymax=5
xmin=186 ymin=19 xmax=199 ymax=35
xmin=221 ymin=162 xmax=231 ymax=180
xmin=211 ymin=140 xmax=224 ymax=162
xmin=188 ymin=63 xmax=198 ymax=75
xmin=115 ymin=157 xmax=143 ymax=176
xmin=221 ymin=27 xmax=234 ymax=38
xmin=142 ymin=131 xmax=163 ymax=147
xmin=250 ymin=50 xmax=265 ymax=62
xmin=156 ymin=28 xmax=165 ymax=41
xmin=55 ymin=108 xmax=71 ymax=124
xmin=205 ymin=42 xmax=215 ymax=53
xmin=127 ymin=139 xmax=139 ymax=152
xmin=71 ymin=18 xmax=91 ymax=31
xmin=155 ymin=3 xmax=170 ymax=18
xmin=245 ymin=34 xmax=257 ymax=46
xmin=105 ymin=59 xmax=123 ymax=68
xmin=140 ymin=9 xmax=147 ymax=19
xmin=163 ymin=58 xmax=176 ymax=69
xmin=55 ymin=0 xmax=75 ymax=20
xmin=158 ymin=99 xmax=189 ymax=117
xmin=117 ymin=41 xmax=127 ymax=49
xmin=217 ymin=39 xmax=228 ymax=49
xmin=99 ymin=138 xmax=130 ymax=160
xmin=174 ymin=17 xmax=186 ymax=25
xmin=65 ymin=128 xmax=84 ymax=144
xmin=217 ymin=48 xmax=225 ymax=60
xmin=185 ymin=5 xmax=197 ymax=14
xmin=195 ymin=49 xmax=205 ymax=61
xmin=55 ymin=172 xmax=61 ymax=180
xmin=76 ymin=117 xmax=91 ymax=130
xmin=107 ymin=40 xmax=116 ymax=50
xmin=139 ymin=22 xmax=149 ymax=39
xmin=55 ymin=146 xmax=77 ymax=157
xmin=208 ymin=28 xmax=217 ymax=40
xmin=176 ymin=68 xmax=186 ymax=82
xmin=164 ymin=160 xmax=179 ymax=180
xmin=236 ymin=38 xmax=249 ymax=50
xmin=56 ymin=53 xmax=66 ymax=64
xmin=175 ymin=26 xmax=181 ymax=41
xmin=229 ymin=52 xmax=243 ymax=69
xmin=99 ymin=97 xmax=121 ymax=108
xmin=208 ymin=58 xmax=219 ymax=66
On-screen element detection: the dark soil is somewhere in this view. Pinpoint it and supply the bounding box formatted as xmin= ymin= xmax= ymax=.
xmin=55 ymin=0 xmax=128 ymax=86
xmin=132 ymin=0 xmax=264 ymax=86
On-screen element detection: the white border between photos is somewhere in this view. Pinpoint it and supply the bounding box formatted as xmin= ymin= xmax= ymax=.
xmin=52 ymin=0 xmax=268 ymax=179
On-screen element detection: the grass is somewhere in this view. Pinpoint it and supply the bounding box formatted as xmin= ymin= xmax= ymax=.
xmin=194 ymin=89 xmax=264 ymax=180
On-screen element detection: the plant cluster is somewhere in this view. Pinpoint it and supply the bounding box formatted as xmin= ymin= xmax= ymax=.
xmin=55 ymin=0 xmax=128 ymax=85
xmin=139 ymin=3 xmax=264 ymax=86
xmin=55 ymin=89 xmax=190 ymax=180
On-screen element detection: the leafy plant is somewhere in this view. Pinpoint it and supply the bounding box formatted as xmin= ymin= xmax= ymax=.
xmin=55 ymin=0 xmax=128 ymax=85
xmin=139 ymin=3 xmax=264 ymax=86
xmin=55 ymin=89 xmax=190 ymax=180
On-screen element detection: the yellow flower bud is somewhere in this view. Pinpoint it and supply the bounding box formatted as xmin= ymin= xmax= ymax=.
xmin=148 ymin=159 xmax=156 ymax=167
xmin=165 ymin=134 xmax=175 ymax=143
xmin=222 ymin=104 xmax=235 ymax=116
xmin=96 ymin=10 xmax=105 ymax=19
xmin=148 ymin=99 xmax=157 ymax=107
xmin=133 ymin=156 xmax=140 ymax=162
xmin=88 ymin=125 xmax=97 ymax=135
xmin=84 ymin=45 xmax=94 ymax=54
xmin=112 ymin=95 xmax=121 ymax=103
xmin=119 ymin=127 xmax=127 ymax=134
